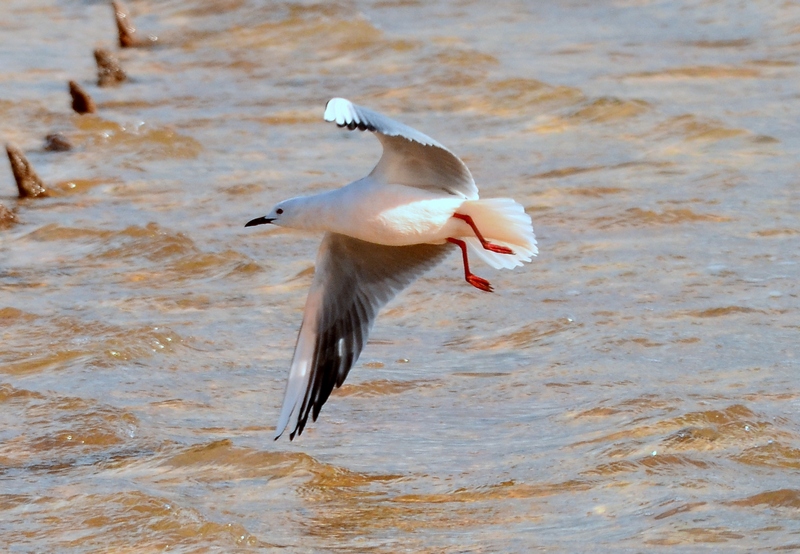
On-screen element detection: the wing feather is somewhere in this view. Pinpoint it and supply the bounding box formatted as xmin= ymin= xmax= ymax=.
xmin=274 ymin=232 xmax=452 ymax=440
xmin=324 ymin=97 xmax=479 ymax=200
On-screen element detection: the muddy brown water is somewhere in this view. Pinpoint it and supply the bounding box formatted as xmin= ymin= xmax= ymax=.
xmin=1 ymin=0 xmax=799 ymax=551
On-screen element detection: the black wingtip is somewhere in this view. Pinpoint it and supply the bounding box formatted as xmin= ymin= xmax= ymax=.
xmin=245 ymin=216 xmax=273 ymax=228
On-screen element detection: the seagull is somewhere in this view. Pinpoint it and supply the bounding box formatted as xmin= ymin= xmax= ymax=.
xmin=246 ymin=98 xmax=537 ymax=440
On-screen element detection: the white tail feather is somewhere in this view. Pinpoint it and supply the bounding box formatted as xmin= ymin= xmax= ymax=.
xmin=458 ymin=198 xmax=537 ymax=269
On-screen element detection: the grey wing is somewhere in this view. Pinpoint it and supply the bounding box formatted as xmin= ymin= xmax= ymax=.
xmin=324 ymin=97 xmax=479 ymax=200
xmin=274 ymin=232 xmax=452 ymax=440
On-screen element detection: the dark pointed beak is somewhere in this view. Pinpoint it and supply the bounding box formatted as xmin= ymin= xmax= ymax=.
xmin=245 ymin=216 xmax=274 ymax=228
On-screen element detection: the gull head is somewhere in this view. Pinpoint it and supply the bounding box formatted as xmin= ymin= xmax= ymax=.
xmin=245 ymin=197 xmax=306 ymax=229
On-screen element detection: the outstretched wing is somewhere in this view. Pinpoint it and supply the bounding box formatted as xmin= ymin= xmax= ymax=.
xmin=324 ymin=97 xmax=479 ymax=200
xmin=274 ymin=232 xmax=452 ymax=440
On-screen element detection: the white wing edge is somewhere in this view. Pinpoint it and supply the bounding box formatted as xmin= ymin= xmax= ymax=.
xmin=325 ymin=97 xmax=359 ymax=128
xmin=274 ymin=286 xmax=322 ymax=439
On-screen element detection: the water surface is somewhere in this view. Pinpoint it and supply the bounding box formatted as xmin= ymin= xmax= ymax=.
xmin=1 ymin=0 xmax=799 ymax=551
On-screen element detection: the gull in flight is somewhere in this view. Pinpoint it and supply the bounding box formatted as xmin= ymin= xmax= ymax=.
xmin=246 ymin=98 xmax=537 ymax=440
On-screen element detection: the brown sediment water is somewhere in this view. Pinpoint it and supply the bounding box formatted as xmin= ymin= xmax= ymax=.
xmin=0 ymin=0 xmax=798 ymax=551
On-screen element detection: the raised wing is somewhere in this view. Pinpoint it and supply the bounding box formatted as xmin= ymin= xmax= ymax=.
xmin=324 ymin=97 xmax=479 ymax=200
xmin=275 ymin=233 xmax=451 ymax=440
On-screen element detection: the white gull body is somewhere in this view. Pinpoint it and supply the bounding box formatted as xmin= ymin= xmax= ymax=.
xmin=246 ymin=98 xmax=537 ymax=440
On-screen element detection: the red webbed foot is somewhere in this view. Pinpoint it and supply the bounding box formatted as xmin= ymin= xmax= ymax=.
xmin=485 ymin=243 xmax=514 ymax=255
xmin=452 ymin=213 xmax=515 ymax=255
xmin=466 ymin=274 xmax=494 ymax=292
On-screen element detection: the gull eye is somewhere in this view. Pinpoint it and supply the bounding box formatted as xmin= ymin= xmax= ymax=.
xmin=276 ymin=208 xmax=284 ymax=215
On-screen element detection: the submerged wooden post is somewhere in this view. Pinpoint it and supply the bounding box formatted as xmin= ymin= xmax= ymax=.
xmin=94 ymin=48 xmax=127 ymax=87
xmin=69 ymin=80 xmax=96 ymax=114
xmin=44 ymin=133 xmax=72 ymax=152
xmin=6 ymin=144 xmax=50 ymax=198
xmin=112 ymin=1 xmax=158 ymax=47
xmin=0 ymin=203 xmax=16 ymax=228
xmin=112 ymin=0 xmax=137 ymax=48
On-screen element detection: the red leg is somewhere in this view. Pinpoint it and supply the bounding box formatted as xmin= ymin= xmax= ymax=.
xmin=452 ymin=213 xmax=515 ymax=255
xmin=447 ymin=238 xmax=493 ymax=292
